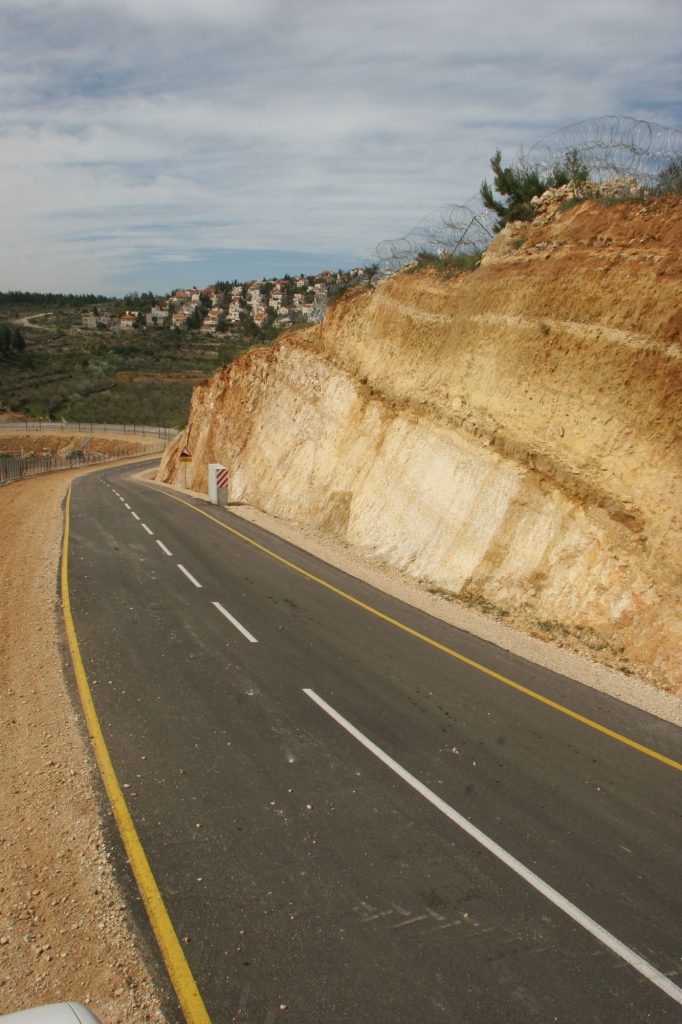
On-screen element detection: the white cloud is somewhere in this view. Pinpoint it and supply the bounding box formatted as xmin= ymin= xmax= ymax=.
xmin=0 ymin=0 xmax=679 ymax=292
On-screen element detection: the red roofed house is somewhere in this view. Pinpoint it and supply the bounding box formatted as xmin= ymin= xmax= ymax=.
xmin=119 ymin=311 xmax=137 ymax=331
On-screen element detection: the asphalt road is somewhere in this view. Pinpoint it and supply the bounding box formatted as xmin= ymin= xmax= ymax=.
xmin=64 ymin=463 xmax=682 ymax=1023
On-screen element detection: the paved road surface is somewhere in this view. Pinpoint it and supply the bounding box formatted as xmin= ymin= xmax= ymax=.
xmin=64 ymin=463 xmax=682 ymax=1023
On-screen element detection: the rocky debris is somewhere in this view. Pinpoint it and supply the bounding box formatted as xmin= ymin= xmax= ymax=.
xmin=530 ymin=176 xmax=644 ymax=218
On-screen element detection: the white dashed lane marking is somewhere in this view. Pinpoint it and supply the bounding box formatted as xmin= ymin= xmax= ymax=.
xmin=113 ymin=490 xmax=259 ymax=648
xmin=304 ymin=688 xmax=682 ymax=1009
xmin=177 ymin=564 xmax=202 ymax=588
xmin=212 ymin=601 xmax=258 ymax=643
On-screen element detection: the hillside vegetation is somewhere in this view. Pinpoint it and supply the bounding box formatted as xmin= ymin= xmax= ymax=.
xmin=0 ymin=302 xmax=243 ymax=426
xmin=0 ymin=268 xmax=370 ymax=427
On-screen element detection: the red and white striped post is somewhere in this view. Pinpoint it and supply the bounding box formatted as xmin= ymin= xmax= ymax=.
xmin=208 ymin=463 xmax=229 ymax=506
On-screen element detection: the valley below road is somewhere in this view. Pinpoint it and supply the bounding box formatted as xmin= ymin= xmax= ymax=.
xmin=3 ymin=459 xmax=680 ymax=1023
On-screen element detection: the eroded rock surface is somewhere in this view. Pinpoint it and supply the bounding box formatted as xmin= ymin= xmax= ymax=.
xmin=160 ymin=193 xmax=682 ymax=691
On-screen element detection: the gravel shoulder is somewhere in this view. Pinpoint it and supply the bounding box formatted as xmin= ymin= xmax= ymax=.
xmin=0 ymin=463 xmax=168 ymax=1023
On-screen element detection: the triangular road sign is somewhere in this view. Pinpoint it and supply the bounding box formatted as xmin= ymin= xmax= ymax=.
xmin=179 ymin=446 xmax=192 ymax=461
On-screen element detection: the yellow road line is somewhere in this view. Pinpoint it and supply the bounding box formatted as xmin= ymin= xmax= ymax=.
xmin=150 ymin=485 xmax=682 ymax=773
xmin=61 ymin=485 xmax=212 ymax=1024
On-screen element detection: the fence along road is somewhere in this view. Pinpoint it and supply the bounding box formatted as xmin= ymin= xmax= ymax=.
xmin=0 ymin=421 xmax=176 ymax=484
xmin=0 ymin=420 xmax=177 ymax=438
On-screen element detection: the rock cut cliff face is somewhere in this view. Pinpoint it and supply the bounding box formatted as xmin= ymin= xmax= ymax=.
xmin=160 ymin=193 xmax=682 ymax=691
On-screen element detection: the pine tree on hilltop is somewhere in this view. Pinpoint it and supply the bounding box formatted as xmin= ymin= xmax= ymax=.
xmin=481 ymin=148 xmax=589 ymax=230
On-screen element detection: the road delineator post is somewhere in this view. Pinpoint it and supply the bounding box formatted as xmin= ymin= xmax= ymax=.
xmin=208 ymin=463 xmax=228 ymax=506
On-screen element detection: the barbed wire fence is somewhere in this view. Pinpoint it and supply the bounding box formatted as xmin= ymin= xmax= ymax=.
xmin=375 ymin=204 xmax=496 ymax=273
xmin=374 ymin=116 xmax=682 ymax=274
xmin=526 ymin=115 xmax=682 ymax=188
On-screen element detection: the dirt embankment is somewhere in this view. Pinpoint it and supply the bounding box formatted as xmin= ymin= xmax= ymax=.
xmin=160 ymin=193 xmax=682 ymax=692
xmin=0 ymin=467 xmax=166 ymax=1023
xmin=0 ymin=432 xmax=158 ymax=458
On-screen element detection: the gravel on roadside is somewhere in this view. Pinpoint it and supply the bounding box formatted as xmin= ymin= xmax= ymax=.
xmin=0 ymin=467 xmax=168 ymax=1024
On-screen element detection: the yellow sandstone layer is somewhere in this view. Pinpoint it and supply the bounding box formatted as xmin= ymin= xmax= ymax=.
xmin=160 ymin=193 xmax=682 ymax=691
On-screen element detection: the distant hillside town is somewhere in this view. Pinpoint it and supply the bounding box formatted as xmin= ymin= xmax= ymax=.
xmin=82 ymin=267 xmax=371 ymax=335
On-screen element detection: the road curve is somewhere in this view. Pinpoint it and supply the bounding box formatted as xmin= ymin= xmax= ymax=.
xmin=63 ymin=463 xmax=682 ymax=1024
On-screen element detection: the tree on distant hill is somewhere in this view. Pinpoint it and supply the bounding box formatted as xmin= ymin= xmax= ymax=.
xmin=480 ymin=147 xmax=589 ymax=230
xmin=188 ymin=307 xmax=203 ymax=330
xmin=0 ymin=325 xmax=26 ymax=354
xmin=0 ymin=290 xmax=111 ymax=309
xmin=0 ymin=324 xmax=30 ymax=366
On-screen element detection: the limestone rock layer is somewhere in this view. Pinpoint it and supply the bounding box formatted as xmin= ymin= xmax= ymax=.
xmin=160 ymin=193 xmax=682 ymax=691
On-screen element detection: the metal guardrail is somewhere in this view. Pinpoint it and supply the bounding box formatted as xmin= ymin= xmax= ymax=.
xmin=0 ymin=420 xmax=178 ymax=439
xmin=0 ymin=445 xmax=165 ymax=485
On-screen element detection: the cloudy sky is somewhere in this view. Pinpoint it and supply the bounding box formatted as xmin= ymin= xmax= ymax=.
xmin=1 ymin=0 xmax=680 ymax=296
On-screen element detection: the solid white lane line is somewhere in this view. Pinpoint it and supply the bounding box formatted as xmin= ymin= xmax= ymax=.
xmin=212 ymin=601 xmax=258 ymax=643
xmin=303 ymin=688 xmax=682 ymax=1008
xmin=177 ymin=564 xmax=202 ymax=588
xmin=124 ymin=502 xmax=131 ymax=509
xmin=156 ymin=540 xmax=173 ymax=557
xmin=141 ymin=523 xmax=154 ymax=535
xmin=131 ymin=511 xmax=141 ymax=521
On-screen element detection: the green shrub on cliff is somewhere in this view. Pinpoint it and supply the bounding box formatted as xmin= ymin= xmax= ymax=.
xmin=480 ymin=148 xmax=589 ymax=230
